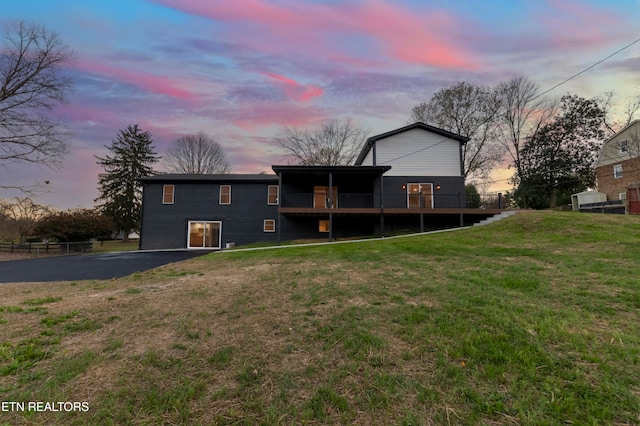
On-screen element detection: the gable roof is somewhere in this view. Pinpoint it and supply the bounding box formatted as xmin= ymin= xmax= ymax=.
xmin=355 ymin=122 xmax=469 ymax=165
xmin=138 ymin=173 xmax=278 ymax=183
xmin=595 ymin=119 xmax=640 ymax=168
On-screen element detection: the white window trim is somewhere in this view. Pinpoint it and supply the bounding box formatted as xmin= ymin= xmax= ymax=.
xmin=219 ymin=185 xmax=231 ymax=205
xmin=263 ymin=219 xmax=276 ymax=232
xmin=162 ymin=184 xmax=174 ymax=205
xmin=186 ymin=220 xmax=222 ymax=249
xmin=619 ymin=139 xmax=629 ymax=154
xmin=613 ymin=164 xmax=623 ymax=179
xmin=406 ymin=183 xmax=434 ymax=208
xmin=267 ymin=185 xmax=279 ymax=205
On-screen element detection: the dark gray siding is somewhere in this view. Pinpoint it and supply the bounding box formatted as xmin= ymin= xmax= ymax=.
xmin=375 ymin=176 xmax=466 ymax=208
xmin=140 ymin=181 xmax=279 ymax=250
xmin=277 ymin=216 xmax=377 ymax=241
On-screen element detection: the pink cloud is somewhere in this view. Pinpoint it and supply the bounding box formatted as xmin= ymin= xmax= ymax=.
xmin=343 ymin=1 xmax=477 ymax=69
xmin=77 ymin=59 xmax=198 ymax=101
xmin=220 ymin=101 xmax=325 ymax=131
xmin=151 ymin=0 xmax=479 ymax=69
xmin=262 ymin=73 xmax=324 ymax=102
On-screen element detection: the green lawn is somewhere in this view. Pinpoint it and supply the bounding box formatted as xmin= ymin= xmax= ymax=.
xmin=1 ymin=211 xmax=639 ymax=425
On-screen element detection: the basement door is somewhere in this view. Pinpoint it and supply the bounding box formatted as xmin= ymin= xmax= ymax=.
xmin=187 ymin=221 xmax=222 ymax=249
xmin=407 ymin=183 xmax=433 ymax=209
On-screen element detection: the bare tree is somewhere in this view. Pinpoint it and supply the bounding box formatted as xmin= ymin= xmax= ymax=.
xmin=411 ymin=82 xmax=503 ymax=181
xmin=0 ymin=197 xmax=52 ymax=243
xmin=164 ymin=132 xmax=230 ymax=174
xmin=495 ymin=76 xmax=557 ymax=184
xmin=598 ymin=91 xmax=640 ymax=136
xmin=276 ymin=118 xmax=368 ymax=166
xmin=0 ymin=20 xmax=74 ymax=194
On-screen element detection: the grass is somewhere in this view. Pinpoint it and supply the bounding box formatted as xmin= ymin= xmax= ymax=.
xmin=0 ymin=211 xmax=639 ymax=424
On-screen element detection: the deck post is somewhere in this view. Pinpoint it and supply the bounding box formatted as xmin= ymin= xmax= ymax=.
xmin=379 ymin=174 xmax=384 ymax=238
xmin=329 ymin=172 xmax=333 ymax=242
xmin=277 ymin=172 xmax=282 ymax=245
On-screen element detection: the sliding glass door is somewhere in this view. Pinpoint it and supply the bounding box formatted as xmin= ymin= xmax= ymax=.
xmin=187 ymin=221 xmax=221 ymax=249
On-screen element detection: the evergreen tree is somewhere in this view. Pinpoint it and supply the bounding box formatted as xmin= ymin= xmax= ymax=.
xmin=95 ymin=124 xmax=159 ymax=241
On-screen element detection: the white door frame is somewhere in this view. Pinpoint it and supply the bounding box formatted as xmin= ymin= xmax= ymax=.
xmin=187 ymin=220 xmax=222 ymax=249
xmin=407 ymin=183 xmax=434 ymax=208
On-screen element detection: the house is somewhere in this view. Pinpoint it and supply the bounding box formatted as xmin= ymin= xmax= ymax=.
xmin=138 ymin=123 xmax=503 ymax=250
xmin=595 ymin=120 xmax=640 ymax=203
xmin=139 ymin=174 xmax=279 ymax=250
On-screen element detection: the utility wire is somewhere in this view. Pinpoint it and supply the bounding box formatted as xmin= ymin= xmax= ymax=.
xmin=531 ymin=36 xmax=640 ymax=102
xmin=379 ymin=35 xmax=640 ymax=170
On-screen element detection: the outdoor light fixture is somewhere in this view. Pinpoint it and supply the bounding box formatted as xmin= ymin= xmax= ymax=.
xmin=435 ymin=185 xmax=441 ymax=190
xmin=402 ymin=184 xmax=406 ymax=189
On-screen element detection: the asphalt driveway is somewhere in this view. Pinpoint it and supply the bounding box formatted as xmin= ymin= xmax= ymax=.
xmin=0 ymin=251 xmax=209 ymax=283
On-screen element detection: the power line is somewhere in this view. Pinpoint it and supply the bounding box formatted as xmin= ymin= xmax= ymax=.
xmin=379 ymin=35 xmax=640 ymax=167
xmin=532 ymin=36 xmax=640 ymax=102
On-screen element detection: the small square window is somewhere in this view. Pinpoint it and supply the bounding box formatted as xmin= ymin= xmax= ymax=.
xmin=163 ymin=185 xmax=174 ymax=204
xmin=268 ymin=185 xmax=279 ymax=205
xmin=619 ymin=192 xmax=627 ymax=201
xmin=219 ymin=185 xmax=231 ymax=204
xmin=613 ymin=164 xmax=623 ymax=179
xmin=319 ymin=220 xmax=330 ymax=233
xmin=264 ymin=219 xmax=276 ymax=232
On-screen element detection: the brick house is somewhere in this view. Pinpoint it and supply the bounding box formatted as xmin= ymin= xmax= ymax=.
xmin=595 ymin=120 xmax=640 ymax=202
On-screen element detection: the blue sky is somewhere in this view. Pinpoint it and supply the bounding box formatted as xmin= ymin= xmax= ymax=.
xmin=2 ymin=0 xmax=639 ymax=208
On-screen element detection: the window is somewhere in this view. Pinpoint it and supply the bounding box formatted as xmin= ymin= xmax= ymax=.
xmin=263 ymin=219 xmax=276 ymax=232
xmin=319 ymin=220 xmax=330 ymax=232
xmin=219 ymin=185 xmax=231 ymax=204
xmin=619 ymin=192 xmax=627 ymax=201
xmin=267 ymin=185 xmax=279 ymax=205
xmin=619 ymin=139 xmax=629 ymax=154
xmin=162 ymin=185 xmax=174 ymax=204
xmin=614 ymin=164 xmax=623 ymax=179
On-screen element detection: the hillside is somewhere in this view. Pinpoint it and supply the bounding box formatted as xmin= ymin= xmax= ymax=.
xmin=1 ymin=211 xmax=639 ymax=425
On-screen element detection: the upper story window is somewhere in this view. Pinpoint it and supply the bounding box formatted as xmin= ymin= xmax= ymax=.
xmin=619 ymin=139 xmax=629 ymax=154
xmin=219 ymin=185 xmax=231 ymax=204
xmin=162 ymin=185 xmax=174 ymax=204
xmin=267 ymin=185 xmax=279 ymax=205
xmin=614 ymin=164 xmax=623 ymax=179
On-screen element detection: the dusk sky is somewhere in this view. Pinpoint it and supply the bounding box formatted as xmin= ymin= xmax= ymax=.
xmin=2 ymin=0 xmax=640 ymax=209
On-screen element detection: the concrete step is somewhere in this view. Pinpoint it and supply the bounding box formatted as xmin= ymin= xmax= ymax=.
xmin=473 ymin=210 xmax=518 ymax=227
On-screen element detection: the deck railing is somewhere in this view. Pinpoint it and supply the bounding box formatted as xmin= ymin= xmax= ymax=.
xmin=281 ymin=193 xmax=470 ymax=209
xmin=280 ymin=192 xmax=506 ymax=209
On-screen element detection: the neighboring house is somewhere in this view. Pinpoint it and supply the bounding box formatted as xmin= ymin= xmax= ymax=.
xmin=139 ymin=123 xmax=502 ymax=250
xmin=595 ymin=120 xmax=640 ymax=202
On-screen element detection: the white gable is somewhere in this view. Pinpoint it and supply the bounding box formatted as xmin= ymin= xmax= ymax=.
xmin=361 ymin=128 xmax=462 ymax=176
xmin=596 ymin=120 xmax=640 ymax=168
